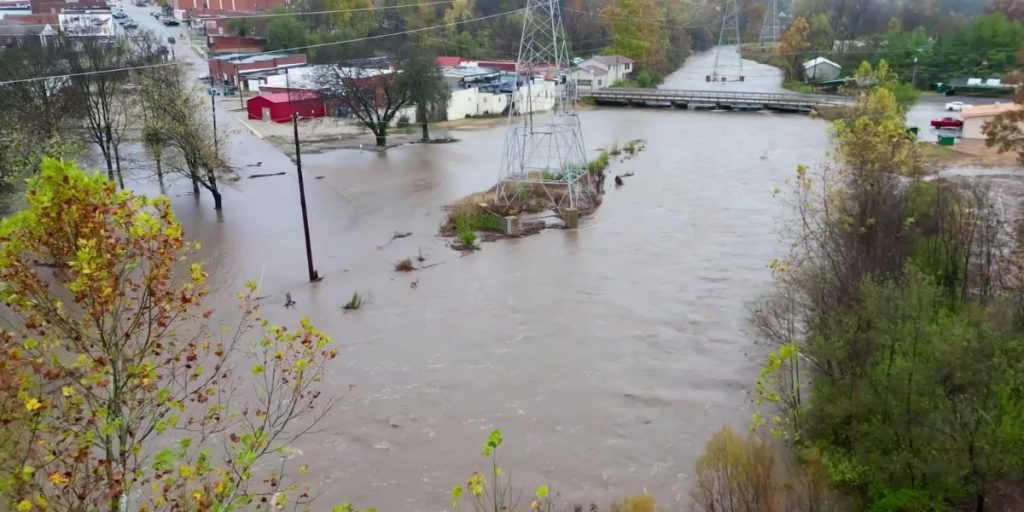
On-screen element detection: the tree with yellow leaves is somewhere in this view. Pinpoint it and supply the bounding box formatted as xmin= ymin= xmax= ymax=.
xmin=0 ymin=160 xmax=344 ymax=511
xmin=777 ymin=16 xmax=811 ymax=79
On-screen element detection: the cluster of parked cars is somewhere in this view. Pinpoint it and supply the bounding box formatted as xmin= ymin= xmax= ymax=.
xmin=112 ymin=9 xmax=138 ymax=29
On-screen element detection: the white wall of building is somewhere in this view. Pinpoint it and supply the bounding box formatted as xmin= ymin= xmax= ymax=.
xmin=513 ymin=79 xmax=555 ymax=114
xmin=569 ymin=68 xmax=608 ymax=90
xmin=446 ymin=87 xmax=509 ymax=120
xmin=963 ymin=116 xmax=991 ymax=140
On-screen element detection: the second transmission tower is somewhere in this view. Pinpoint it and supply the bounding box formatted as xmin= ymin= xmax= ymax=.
xmin=710 ymin=0 xmax=744 ymax=82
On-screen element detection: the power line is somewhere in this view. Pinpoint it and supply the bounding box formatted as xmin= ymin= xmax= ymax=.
xmin=207 ymin=0 xmax=456 ymax=21
xmin=0 ymin=1 xmax=455 ymax=29
xmin=0 ymin=7 xmax=524 ymax=85
xmin=0 ymin=61 xmax=184 ymax=86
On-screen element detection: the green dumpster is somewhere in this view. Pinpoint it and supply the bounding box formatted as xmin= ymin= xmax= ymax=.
xmin=907 ymin=126 xmax=919 ymax=135
xmin=938 ymin=135 xmax=955 ymax=146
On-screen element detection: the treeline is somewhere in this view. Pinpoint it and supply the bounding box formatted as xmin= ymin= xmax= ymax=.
xmin=687 ymin=62 xmax=1024 ymax=511
xmin=229 ymin=0 xmax=735 ymax=85
xmin=772 ymin=0 xmax=1024 ymax=87
xmin=0 ymin=33 xmax=228 ymax=209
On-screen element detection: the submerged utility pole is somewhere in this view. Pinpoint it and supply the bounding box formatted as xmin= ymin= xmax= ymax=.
xmin=292 ymin=112 xmax=320 ymax=282
xmin=209 ymin=90 xmax=218 ymax=157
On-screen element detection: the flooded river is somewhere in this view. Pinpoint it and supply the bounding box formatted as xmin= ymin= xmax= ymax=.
xmin=92 ymin=30 xmax=832 ymax=509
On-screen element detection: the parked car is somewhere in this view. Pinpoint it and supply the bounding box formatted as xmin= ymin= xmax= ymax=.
xmin=112 ymin=10 xmax=126 ymax=18
xmin=945 ymin=101 xmax=972 ymax=112
xmin=163 ymin=17 xmax=180 ymax=26
xmin=124 ymin=21 xmax=138 ymax=29
xmin=930 ymin=117 xmax=963 ymax=129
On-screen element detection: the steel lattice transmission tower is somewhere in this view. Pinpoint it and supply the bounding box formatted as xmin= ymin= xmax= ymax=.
xmin=495 ymin=0 xmax=592 ymax=212
xmin=758 ymin=0 xmax=780 ymax=44
xmin=710 ymin=0 xmax=745 ymax=82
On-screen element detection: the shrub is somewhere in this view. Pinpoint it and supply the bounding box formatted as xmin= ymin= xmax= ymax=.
xmin=587 ymin=150 xmax=610 ymax=174
xmin=692 ymin=426 xmax=783 ymax=512
xmin=609 ymin=141 xmax=621 ymax=156
xmin=455 ymin=214 xmax=477 ymax=248
xmin=610 ymin=494 xmax=656 ymax=512
xmin=394 ymin=258 xmax=415 ymax=272
xmin=635 ymin=69 xmax=661 ymax=88
xmin=344 ymin=291 xmax=363 ymax=310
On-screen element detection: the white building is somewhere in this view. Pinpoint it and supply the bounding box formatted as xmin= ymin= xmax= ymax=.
xmin=803 ymin=57 xmax=841 ymax=82
xmin=446 ymin=87 xmax=510 ymax=120
xmin=569 ymin=54 xmax=634 ymax=90
xmin=961 ymin=103 xmax=1021 ymax=140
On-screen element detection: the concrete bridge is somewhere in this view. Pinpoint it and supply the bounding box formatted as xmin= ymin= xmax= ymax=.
xmin=580 ymin=88 xmax=855 ymax=112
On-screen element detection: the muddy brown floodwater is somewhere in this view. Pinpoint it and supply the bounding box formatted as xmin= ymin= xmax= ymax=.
xmin=109 ymin=38 xmax=832 ymax=510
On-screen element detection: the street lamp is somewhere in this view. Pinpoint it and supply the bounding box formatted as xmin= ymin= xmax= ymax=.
xmin=291 ymin=112 xmax=320 ymax=282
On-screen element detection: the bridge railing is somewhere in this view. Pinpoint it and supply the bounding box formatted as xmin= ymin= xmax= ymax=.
xmin=579 ymin=88 xmax=855 ymax=106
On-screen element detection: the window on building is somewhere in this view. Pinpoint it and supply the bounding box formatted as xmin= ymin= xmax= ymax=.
xmin=598 ymin=79 xmax=603 ymax=86
xmin=625 ymin=63 xmax=631 ymax=71
xmin=578 ymin=79 xmax=592 ymax=86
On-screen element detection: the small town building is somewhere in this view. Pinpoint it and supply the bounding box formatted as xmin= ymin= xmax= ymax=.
xmin=961 ymin=103 xmax=1022 ymax=140
xmin=569 ymin=64 xmax=608 ymax=90
xmin=569 ymin=54 xmax=633 ymax=90
xmin=172 ymin=0 xmax=286 ymax=16
xmin=207 ymin=52 xmax=306 ymax=86
xmin=0 ymin=14 xmax=57 ymax=47
xmin=803 ymin=57 xmax=841 ymax=82
xmin=30 ymin=0 xmax=104 ymax=14
xmin=247 ymin=92 xmax=325 ymax=123
xmin=58 ymin=8 xmax=114 ymax=37
xmin=207 ymin=35 xmax=264 ymax=53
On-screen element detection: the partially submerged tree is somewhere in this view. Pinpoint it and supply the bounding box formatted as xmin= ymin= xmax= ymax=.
xmin=314 ymin=65 xmax=411 ymax=147
xmin=66 ymin=38 xmax=136 ymax=188
xmin=0 ymin=159 xmax=339 ymax=510
xmin=396 ymin=49 xmax=450 ymax=141
xmin=139 ymin=65 xmax=228 ymax=208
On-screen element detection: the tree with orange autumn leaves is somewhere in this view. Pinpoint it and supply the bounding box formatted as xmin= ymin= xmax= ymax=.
xmin=0 ymin=159 xmax=354 ymax=511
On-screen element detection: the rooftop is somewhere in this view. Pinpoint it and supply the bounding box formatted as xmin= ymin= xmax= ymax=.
xmin=250 ymin=91 xmax=321 ymax=104
xmin=961 ymin=103 xmax=1021 ymax=118
xmin=591 ymin=54 xmax=633 ymax=66
xmin=803 ymin=56 xmax=840 ymax=69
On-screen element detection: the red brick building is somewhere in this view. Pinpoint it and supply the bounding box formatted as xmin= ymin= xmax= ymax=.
xmin=172 ymin=0 xmax=285 ymax=14
xmin=30 ymin=0 xmax=104 ymax=14
xmin=207 ymin=52 xmax=305 ymax=85
xmin=207 ymin=35 xmax=264 ymax=53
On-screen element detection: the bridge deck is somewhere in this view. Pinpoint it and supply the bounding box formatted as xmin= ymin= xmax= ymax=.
xmin=580 ymin=88 xmax=855 ymax=111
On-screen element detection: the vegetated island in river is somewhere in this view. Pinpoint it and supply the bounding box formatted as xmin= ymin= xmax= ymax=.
xmin=440 ymin=139 xmax=646 ymax=250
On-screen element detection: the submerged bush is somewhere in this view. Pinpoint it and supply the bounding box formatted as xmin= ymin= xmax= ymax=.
xmin=692 ymin=426 xmax=783 ymax=512
xmin=610 ymin=494 xmax=656 ymax=512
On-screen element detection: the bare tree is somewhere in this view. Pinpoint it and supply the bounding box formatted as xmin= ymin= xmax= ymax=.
xmin=67 ymin=38 xmax=135 ymax=188
xmin=313 ymin=64 xmax=410 ymax=147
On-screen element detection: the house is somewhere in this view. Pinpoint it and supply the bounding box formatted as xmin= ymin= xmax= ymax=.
xmin=569 ymin=54 xmax=633 ymax=90
xmin=247 ymin=91 xmax=325 ymax=123
xmin=0 ymin=14 xmax=57 ymax=47
xmin=803 ymin=57 xmax=841 ymax=82
xmin=961 ymin=103 xmax=1022 ymax=140
xmin=207 ymin=52 xmax=306 ymax=86
xmin=569 ymin=64 xmax=608 ymax=90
